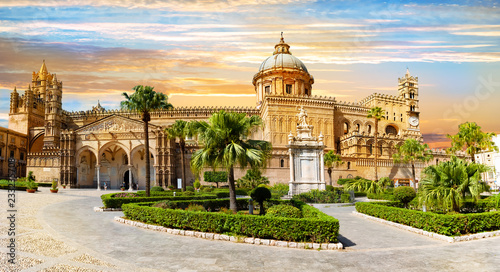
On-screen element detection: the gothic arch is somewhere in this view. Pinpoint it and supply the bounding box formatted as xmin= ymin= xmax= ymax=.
xmin=75 ymin=146 xmax=99 ymax=162
xmin=130 ymin=144 xmax=157 ymax=165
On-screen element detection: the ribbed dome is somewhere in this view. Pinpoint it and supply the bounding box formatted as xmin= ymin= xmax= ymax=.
xmin=258 ymin=36 xmax=309 ymax=73
xmin=258 ymin=54 xmax=309 ymax=73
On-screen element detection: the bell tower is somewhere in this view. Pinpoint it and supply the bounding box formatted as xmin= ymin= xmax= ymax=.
xmin=398 ymin=68 xmax=420 ymax=130
xmin=43 ymin=72 xmax=63 ymax=150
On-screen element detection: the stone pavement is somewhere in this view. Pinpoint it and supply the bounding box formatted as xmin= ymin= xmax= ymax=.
xmin=2 ymin=189 xmax=500 ymax=271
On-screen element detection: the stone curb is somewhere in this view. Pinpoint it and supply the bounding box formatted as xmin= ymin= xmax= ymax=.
xmin=353 ymin=211 xmax=500 ymax=243
xmin=114 ymin=216 xmax=343 ymax=250
xmin=94 ymin=207 xmax=122 ymax=212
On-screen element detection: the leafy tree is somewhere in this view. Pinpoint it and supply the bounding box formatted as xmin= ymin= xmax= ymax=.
xmin=203 ymin=171 xmax=228 ymax=188
xmin=190 ymin=110 xmax=272 ymax=213
xmin=324 ymin=150 xmax=343 ymax=186
xmin=236 ymin=168 xmax=270 ymax=189
xmin=367 ymin=107 xmax=384 ymax=181
xmin=165 ymin=120 xmax=196 ymax=191
xmin=250 ymin=186 xmax=272 ymax=215
xmin=121 ymin=85 xmax=173 ymax=197
xmin=419 ymin=157 xmax=489 ymax=212
xmin=392 ymin=138 xmax=433 ymax=189
xmin=447 ymin=122 xmax=498 ymax=162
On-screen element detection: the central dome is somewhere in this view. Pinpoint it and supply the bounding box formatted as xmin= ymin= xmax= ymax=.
xmin=257 ymin=37 xmax=308 ymax=73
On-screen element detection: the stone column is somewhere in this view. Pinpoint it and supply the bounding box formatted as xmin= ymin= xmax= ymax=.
xmin=320 ymin=150 xmax=325 ymax=183
xmin=128 ymin=165 xmax=133 ymax=191
xmin=96 ymin=165 xmax=101 ymax=191
xmin=288 ymin=148 xmax=294 ymax=196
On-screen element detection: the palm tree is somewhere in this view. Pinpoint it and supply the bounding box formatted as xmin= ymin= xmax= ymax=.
xmin=447 ymin=122 xmax=498 ymax=163
xmin=344 ymin=177 xmax=390 ymax=195
xmin=165 ymin=120 xmax=195 ymax=191
xmin=392 ymin=138 xmax=433 ymax=189
xmin=121 ymin=85 xmax=173 ymax=197
xmin=419 ymin=157 xmax=489 ymax=212
xmin=324 ymin=150 xmax=343 ymax=186
xmin=190 ymin=110 xmax=272 ymax=213
xmin=367 ymin=107 xmax=384 ymax=181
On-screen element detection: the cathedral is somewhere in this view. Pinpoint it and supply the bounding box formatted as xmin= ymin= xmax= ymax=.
xmin=5 ymin=37 xmax=434 ymax=189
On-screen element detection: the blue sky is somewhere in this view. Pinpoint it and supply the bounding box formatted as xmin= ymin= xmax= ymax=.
xmin=0 ymin=0 xmax=499 ymax=147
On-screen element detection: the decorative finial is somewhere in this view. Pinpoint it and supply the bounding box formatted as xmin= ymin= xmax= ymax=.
xmin=13 ymin=86 xmax=17 ymax=92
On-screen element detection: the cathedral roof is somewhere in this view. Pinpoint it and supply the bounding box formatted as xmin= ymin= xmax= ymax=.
xmin=258 ymin=35 xmax=309 ymax=73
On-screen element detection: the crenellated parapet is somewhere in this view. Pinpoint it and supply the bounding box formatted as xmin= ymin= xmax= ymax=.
xmin=359 ymin=93 xmax=405 ymax=107
xmin=264 ymin=94 xmax=335 ymax=107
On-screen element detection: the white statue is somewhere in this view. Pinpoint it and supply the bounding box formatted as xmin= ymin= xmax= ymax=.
xmin=297 ymin=106 xmax=308 ymax=127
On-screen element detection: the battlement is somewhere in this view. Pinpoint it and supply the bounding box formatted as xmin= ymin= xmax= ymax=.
xmin=359 ymin=93 xmax=405 ymax=106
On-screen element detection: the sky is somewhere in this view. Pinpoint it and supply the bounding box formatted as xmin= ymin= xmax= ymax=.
xmin=0 ymin=0 xmax=499 ymax=149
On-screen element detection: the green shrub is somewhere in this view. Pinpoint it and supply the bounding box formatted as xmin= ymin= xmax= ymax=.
xmin=367 ymin=192 xmax=395 ymax=201
xmin=250 ymin=187 xmax=272 ymax=215
xmin=186 ymin=186 xmax=195 ymax=192
xmin=266 ymin=204 xmax=302 ymax=218
xmin=272 ymin=183 xmax=289 ymax=192
xmin=101 ymin=193 xmax=217 ymax=208
xmin=325 ymin=185 xmax=334 ymax=191
xmin=341 ymin=193 xmax=351 ymax=203
xmin=153 ymin=200 xmax=177 ymax=209
xmin=292 ymin=189 xmax=344 ymax=203
xmin=122 ymin=199 xmax=339 ymax=243
xmin=354 ymin=192 xmax=367 ymax=197
xmin=183 ymin=191 xmax=195 ymax=196
xmin=356 ymin=202 xmax=500 ymax=236
xmin=193 ymin=179 xmax=201 ymax=189
xmin=151 ymin=186 xmax=165 ymax=192
xmin=202 ymin=187 xmax=214 ymax=193
xmin=186 ymin=204 xmax=206 ymax=212
xmin=393 ymin=186 xmax=416 ymax=206
xmin=204 ymin=171 xmax=228 ymax=188
xmin=236 ymin=168 xmax=269 ymax=188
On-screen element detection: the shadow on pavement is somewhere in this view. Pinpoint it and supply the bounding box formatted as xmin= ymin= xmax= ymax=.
xmin=338 ymin=234 xmax=356 ymax=247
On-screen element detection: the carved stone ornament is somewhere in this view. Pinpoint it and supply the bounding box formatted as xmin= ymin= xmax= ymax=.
xmin=78 ymin=115 xmax=145 ymax=134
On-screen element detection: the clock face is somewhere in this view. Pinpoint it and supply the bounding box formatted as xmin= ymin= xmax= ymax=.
xmin=409 ymin=116 xmax=419 ymax=126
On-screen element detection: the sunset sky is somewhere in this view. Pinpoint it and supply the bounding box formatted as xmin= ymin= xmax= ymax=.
xmin=1 ymin=0 xmax=499 ymax=148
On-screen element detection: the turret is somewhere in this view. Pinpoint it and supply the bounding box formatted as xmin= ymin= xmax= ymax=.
xmin=10 ymin=87 xmax=19 ymax=114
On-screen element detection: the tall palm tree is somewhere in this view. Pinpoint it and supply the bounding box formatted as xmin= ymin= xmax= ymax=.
xmin=367 ymin=107 xmax=384 ymax=181
xmin=121 ymin=85 xmax=173 ymax=197
xmin=165 ymin=120 xmax=195 ymax=191
xmin=190 ymin=110 xmax=272 ymax=213
xmin=393 ymin=138 xmax=433 ymax=189
xmin=324 ymin=150 xmax=343 ymax=186
xmin=447 ymin=122 xmax=498 ymax=163
xmin=420 ymin=157 xmax=489 ymax=212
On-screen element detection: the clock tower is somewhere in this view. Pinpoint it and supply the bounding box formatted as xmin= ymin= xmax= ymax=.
xmin=398 ymin=68 xmax=420 ymax=130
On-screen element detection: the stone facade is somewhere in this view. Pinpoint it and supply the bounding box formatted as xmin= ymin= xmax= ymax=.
xmin=0 ymin=127 xmax=28 ymax=179
xmin=6 ymin=37 xmax=452 ymax=188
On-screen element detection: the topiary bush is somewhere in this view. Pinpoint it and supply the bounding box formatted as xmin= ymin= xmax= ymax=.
xmin=266 ymin=204 xmax=302 ymax=218
xmin=151 ymin=186 xmax=165 ymax=192
xmin=186 ymin=204 xmax=206 ymax=212
xmin=250 ymin=186 xmax=272 ymax=215
xmin=186 ymin=186 xmax=195 ymax=192
xmin=183 ymin=191 xmax=195 ymax=196
xmin=325 ymin=185 xmax=334 ymax=192
xmin=153 ymin=200 xmax=177 ymax=209
xmin=393 ymin=186 xmax=416 ymax=207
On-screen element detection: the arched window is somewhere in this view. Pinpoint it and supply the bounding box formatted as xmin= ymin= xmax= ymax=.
xmin=280 ymin=159 xmax=285 ymax=168
xmin=286 ymin=84 xmax=292 ymax=94
xmin=347 ymin=162 xmax=351 ymax=170
xmin=385 ymin=125 xmax=397 ymax=135
xmin=343 ymin=122 xmax=349 ymax=135
xmin=367 ymin=125 xmax=372 ymax=134
xmin=356 ymin=124 xmax=360 ymax=131
xmin=265 ymin=86 xmax=270 ymax=94
xmin=305 ymin=89 xmax=309 ymax=95
xmin=369 ymin=144 xmax=373 ymax=155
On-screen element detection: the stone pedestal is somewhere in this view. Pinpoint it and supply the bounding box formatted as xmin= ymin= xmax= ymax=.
xmin=287 ymin=110 xmax=325 ymax=196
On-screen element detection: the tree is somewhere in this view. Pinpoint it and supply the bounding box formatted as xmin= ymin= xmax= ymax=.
xmin=447 ymin=122 xmax=498 ymax=163
xmin=190 ymin=110 xmax=272 ymax=213
xmin=324 ymin=150 xmax=343 ymax=186
xmin=165 ymin=120 xmax=195 ymax=191
xmin=367 ymin=107 xmax=384 ymax=181
xmin=203 ymin=171 xmax=228 ymax=188
xmin=344 ymin=177 xmax=391 ymax=195
xmin=250 ymin=186 xmax=272 ymax=215
xmin=419 ymin=157 xmax=489 ymax=213
xmin=121 ymin=85 xmax=173 ymax=197
xmin=392 ymin=138 xmax=433 ymax=189
xmin=393 ymin=186 xmax=416 ymax=208
xmin=236 ymin=168 xmax=270 ymax=189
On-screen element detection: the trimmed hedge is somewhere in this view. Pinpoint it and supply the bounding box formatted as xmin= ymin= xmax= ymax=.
xmin=0 ymin=180 xmax=38 ymax=190
xmin=101 ymin=193 xmax=217 ymax=208
xmin=356 ymin=202 xmax=500 ymax=236
xmin=122 ymin=199 xmax=339 ymax=243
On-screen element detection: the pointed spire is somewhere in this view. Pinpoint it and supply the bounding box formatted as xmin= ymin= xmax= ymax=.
xmin=13 ymin=86 xmax=17 ymax=93
xmin=39 ymin=60 xmax=48 ymax=75
xmin=28 ymin=84 xmax=31 ymax=91
xmin=52 ymin=73 xmax=58 ymax=83
xmin=406 ymin=67 xmax=410 ymax=77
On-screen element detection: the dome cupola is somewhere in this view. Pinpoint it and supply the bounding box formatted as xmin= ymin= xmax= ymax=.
xmin=253 ymin=34 xmax=314 ymax=107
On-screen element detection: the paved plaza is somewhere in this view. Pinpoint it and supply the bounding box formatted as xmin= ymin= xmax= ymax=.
xmin=2 ymin=188 xmax=500 ymax=271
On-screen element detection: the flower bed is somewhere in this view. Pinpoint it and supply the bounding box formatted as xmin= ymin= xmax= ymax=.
xmin=355 ymin=202 xmax=500 ymax=236
xmin=122 ymin=199 xmax=339 ymax=243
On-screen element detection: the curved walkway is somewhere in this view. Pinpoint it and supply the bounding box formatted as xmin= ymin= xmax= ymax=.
xmin=2 ymin=189 xmax=500 ymax=271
